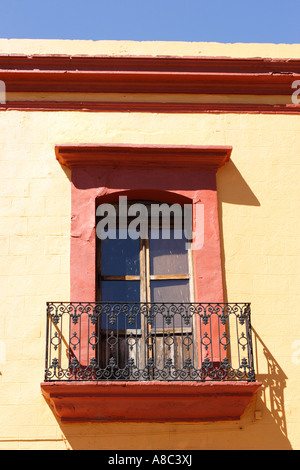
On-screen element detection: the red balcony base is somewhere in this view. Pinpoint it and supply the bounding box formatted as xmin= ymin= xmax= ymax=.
xmin=41 ymin=380 xmax=262 ymax=423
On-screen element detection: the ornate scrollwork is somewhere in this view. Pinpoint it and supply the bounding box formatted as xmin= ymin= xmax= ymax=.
xmin=45 ymin=302 xmax=256 ymax=382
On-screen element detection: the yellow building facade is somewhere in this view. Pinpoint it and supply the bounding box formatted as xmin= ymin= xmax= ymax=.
xmin=0 ymin=39 xmax=299 ymax=450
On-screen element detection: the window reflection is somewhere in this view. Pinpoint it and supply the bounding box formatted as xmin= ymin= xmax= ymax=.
xmin=101 ymin=230 xmax=140 ymax=276
xmin=149 ymin=229 xmax=189 ymax=275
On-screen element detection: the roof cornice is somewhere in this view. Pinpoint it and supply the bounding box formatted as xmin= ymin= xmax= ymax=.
xmin=1 ymin=54 xmax=300 ymax=95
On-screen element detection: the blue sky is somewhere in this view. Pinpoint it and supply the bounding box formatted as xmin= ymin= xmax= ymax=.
xmin=1 ymin=0 xmax=300 ymax=44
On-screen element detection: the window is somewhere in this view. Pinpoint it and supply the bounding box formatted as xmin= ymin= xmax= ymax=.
xmin=96 ymin=200 xmax=195 ymax=375
xmin=97 ymin=200 xmax=192 ymax=304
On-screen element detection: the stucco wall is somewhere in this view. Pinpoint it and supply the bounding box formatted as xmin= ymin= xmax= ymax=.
xmin=0 ymin=39 xmax=299 ymax=450
xmin=1 ymin=37 xmax=300 ymax=57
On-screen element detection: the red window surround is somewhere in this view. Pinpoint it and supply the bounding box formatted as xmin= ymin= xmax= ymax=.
xmin=41 ymin=143 xmax=261 ymax=423
xmin=60 ymin=143 xmax=231 ymax=303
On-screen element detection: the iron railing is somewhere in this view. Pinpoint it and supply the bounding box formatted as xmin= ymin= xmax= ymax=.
xmin=44 ymin=302 xmax=256 ymax=382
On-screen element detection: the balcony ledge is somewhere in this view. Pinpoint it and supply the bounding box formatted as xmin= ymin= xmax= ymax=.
xmin=41 ymin=380 xmax=262 ymax=423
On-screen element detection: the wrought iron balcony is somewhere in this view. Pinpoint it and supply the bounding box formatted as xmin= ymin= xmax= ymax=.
xmin=44 ymin=302 xmax=256 ymax=382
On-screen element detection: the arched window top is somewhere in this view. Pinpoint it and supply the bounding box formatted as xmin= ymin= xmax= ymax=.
xmin=95 ymin=189 xmax=193 ymax=208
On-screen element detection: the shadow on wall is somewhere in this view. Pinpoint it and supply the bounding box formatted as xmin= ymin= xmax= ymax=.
xmin=217 ymin=160 xmax=292 ymax=448
xmin=252 ymin=328 xmax=290 ymax=447
xmin=217 ymin=159 xmax=260 ymax=306
xmin=217 ymin=160 xmax=260 ymax=208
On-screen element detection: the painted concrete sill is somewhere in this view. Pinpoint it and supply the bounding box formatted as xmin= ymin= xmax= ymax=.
xmin=40 ymin=380 xmax=262 ymax=423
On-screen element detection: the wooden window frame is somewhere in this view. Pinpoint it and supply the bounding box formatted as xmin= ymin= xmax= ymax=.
xmin=96 ymin=200 xmax=193 ymax=305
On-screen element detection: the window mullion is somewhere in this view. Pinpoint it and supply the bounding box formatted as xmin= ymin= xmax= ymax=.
xmin=145 ymin=238 xmax=151 ymax=303
xmin=139 ymin=237 xmax=147 ymax=303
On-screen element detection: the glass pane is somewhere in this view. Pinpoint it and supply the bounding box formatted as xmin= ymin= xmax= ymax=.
xmin=101 ymin=230 xmax=140 ymax=276
xmin=101 ymin=280 xmax=141 ymax=329
xmin=149 ymin=229 xmax=189 ymax=275
xmin=101 ymin=280 xmax=140 ymax=302
xmin=150 ymin=280 xmax=190 ymax=329
xmin=151 ymin=279 xmax=190 ymax=303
